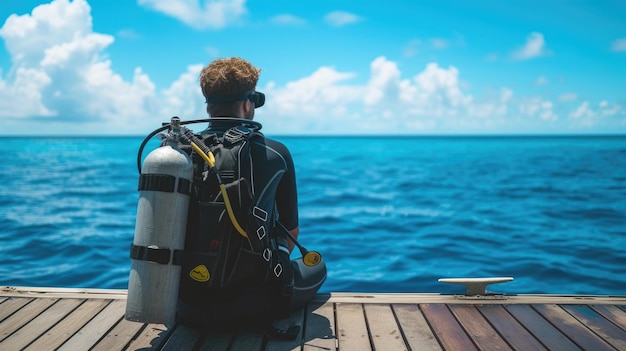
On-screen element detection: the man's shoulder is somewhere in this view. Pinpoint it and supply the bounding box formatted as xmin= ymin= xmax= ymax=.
xmin=254 ymin=135 xmax=291 ymax=156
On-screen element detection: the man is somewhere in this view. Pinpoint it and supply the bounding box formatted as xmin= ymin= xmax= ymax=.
xmin=177 ymin=57 xmax=326 ymax=329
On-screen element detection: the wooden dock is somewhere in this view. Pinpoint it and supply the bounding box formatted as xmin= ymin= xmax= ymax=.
xmin=1 ymin=286 xmax=625 ymax=350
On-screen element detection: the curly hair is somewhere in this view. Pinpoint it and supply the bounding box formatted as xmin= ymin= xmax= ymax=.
xmin=199 ymin=57 xmax=261 ymax=99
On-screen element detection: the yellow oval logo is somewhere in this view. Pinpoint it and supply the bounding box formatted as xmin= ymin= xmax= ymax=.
xmin=190 ymin=264 xmax=210 ymax=282
xmin=303 ymin=252 xmax=322 ymax=266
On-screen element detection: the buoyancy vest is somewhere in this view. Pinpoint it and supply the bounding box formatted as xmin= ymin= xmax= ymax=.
xmin=178 ymin=123 xmax=293 ymax=327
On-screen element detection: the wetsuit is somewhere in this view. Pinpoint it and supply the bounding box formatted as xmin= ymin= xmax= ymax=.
xmin=177 ymin=119 xmax=326 ymax=327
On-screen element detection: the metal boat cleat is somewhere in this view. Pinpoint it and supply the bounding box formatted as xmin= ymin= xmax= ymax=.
xmin=438 ymin=277 xmax=514 ymax=295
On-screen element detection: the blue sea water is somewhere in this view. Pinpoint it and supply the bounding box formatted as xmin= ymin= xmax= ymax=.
xmin=0 ymin=135 xmax=625 ymax=295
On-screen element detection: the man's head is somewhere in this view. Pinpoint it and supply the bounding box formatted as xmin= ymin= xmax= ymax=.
xmin=199 ymin=57 xmax=264 ymax=119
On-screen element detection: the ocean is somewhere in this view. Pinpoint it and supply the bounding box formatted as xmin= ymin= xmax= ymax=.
xmin=1 ymin=135 xmax=625 ymax=295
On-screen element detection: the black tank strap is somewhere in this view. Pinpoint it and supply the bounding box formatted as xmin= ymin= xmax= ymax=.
xmin=138 ymin=173 xmax=191 ymax=195
xmin=130 ymin=243 xmax=184 ymax=265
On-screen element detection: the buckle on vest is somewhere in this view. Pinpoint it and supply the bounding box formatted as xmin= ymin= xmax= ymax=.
xmin=223 ymin=126 xmax=250 ymax=145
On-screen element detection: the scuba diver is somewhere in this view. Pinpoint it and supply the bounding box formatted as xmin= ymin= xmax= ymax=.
xmin=174 ymin=57 xmax=327 ymax=331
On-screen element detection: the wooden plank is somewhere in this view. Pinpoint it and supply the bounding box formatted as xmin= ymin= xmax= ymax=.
xmin=0 ymin=298 xmax=57 ymax=342
xmin=364 ymin=304 xmax=407 ymax=351
xmin=24 ymin=299 xmax=110 ymax=351
xmin=591 ymin=305 xmax=626 ymax=330
xmin=90 ymin=316 xmax=147 ymax=351
xmin=160 ymin=324 xmax=203 ymax=351
xmin=478 ymin=305 xmax=547 ymax=351
xmin=392 ymin=304 xmax=442 ymax=351
xmin=335 ymin=303 xmax=371 ymax=351
xmin=303 ymin=300 xmax=336 ymax=351
xmin=0 ymin=297 xmax=33 ymax=322
xmin=316 ymin=292 xmax=626 ymax=305
xmin=505 ymin=304 xmax=581 ymax=351
xmin=1 ymin=286 xmax=127 ymax=299
xmin=57 ymin=299 xmax=125 ymax=351
xmin=533 ymin=304 xmax=615 ymax=351
xmin=563 ymin=304 xmax=626 ymax=350
xmin=449 ymin=304 xmax=512 ymax=351
xmin=421 ymin=303 xmax=477 ymax=351
xmin=124 ymin=323 xmax=172 ymax=351
xmin=4 ymin=287 xmax=626 ymax=305
xmin=0 ymin=298 xmax=82 ymax=351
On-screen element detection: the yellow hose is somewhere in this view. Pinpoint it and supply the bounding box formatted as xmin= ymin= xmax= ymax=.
xmin=190 ymin=141 xmax=248 ymax=238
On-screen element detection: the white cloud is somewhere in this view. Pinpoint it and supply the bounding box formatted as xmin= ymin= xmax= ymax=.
xmin=138 ymin=0 xmax=247 ymax=30
xmin=324 ymin=11 xmax=362 ymax=27
xmin=259 ymin=57 xmax=479 ymax=134
xmin=364 ymin=57 xmax=401 ymax=105
xmin=430 ymin=38 xmax=449 ymax=49
xmin=0 ymin=0 xmax=183 ymax=134
xmin=610 ymin=37 xmax=626 ymax=52
xmin=0 ymin=0 xmax=93 ymax=67
xmin=559 ymin=93 xmax=577 ymax=102
xmin=403 ymin=39 xmax=421 ymax=57
xmin=271 ymin=14 xmax=307 ymax=26
xmin=569 ymin=101 xmax=595 ymax=119
xmin=501 ymin=88 xmax=513 ymax=103
xmin=535 ymin=76 xmax=548 ymax=86
xmin=519 ymin=97 xmax=557 ymax=121
xmin=160 ymin=64 xmax=206 ymax=118
xmin=0 ymin=67 xmax=53 ymax=118
xmin=512 ymin=32 xmax=547 ymax=60
xmin=598 ymin=101 xmax=622 ymax=117
xmin=1 ymin=1 xmax=623 ymax=135
xmin=117 ymin=29 xmax=140 ymax=39
xmin=486 ymin=53 xmax=499 ymax=61
xmin=262 ymin=66 xmax=358 ymax=119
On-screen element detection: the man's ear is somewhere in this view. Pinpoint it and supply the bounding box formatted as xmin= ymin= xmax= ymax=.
xmin=241 ymin=99 xmax=253 ymax=116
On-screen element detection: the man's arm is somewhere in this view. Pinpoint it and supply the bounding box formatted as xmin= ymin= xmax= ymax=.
xmin=288 ymin=226 xmax=299 ymax=253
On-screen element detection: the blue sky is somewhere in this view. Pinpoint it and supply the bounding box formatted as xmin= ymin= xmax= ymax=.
xmin=0 ymin=0 xmax=625 ymax=135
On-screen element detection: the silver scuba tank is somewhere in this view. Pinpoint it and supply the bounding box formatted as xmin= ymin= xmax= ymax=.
xmin=125 ymin=121 xmax=193 ymax=324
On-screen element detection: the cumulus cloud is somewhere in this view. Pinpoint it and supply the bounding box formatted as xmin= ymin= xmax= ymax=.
xmin=512 ymin=32 xmax=548 ymax=60
xmin=559 ymin=93 xmax=577 ymax=102
xmin=611 ymin=37 xmax=626 ymax=52
xmin=324 ymin=11 xmax=362 ymax=27
xmin=569 ymin=101 xmax=594 ymax=119
xmin=518 ymin=97 xmax=557 ymax=121
xmin=138 ymin=0 xmax=247 ymax=29
xmin=271 ymin=14 xmax=307 ymax=26
xmin=403 ymin=39 xmax=421 ymax=57
xmin=535 ymin=76 xmax=548 ymax=86
xmin=0 ymin=0 xmax=201 ymax=134
xmin=1 ymin=1 xmax=623 ymax=135
xmin=259 ymin=57 xmax=479 ymax=134
xmin=430 ymin=38 xmax=449 ymax=49
xmin=598 ymin=101 xmax=622 ymax=116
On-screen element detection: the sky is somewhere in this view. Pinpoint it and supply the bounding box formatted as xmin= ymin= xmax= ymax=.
xmin=0 ymin=0 xmax=625 ymax=136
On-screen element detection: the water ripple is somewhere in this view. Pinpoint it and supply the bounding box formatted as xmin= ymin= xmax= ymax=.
xmin=1 ymin=136 xmax=625 ymax=295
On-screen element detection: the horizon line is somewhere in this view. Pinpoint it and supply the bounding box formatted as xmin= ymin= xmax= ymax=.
xmin=1 ymin=133 xmax=625 ymax=138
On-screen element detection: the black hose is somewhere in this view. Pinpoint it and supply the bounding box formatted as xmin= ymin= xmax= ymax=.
xmin=136 ymin=117 xmax=262 ymax=174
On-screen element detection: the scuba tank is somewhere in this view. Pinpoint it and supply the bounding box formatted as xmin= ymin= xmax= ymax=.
xmin=125 ymin=117 xmax=193 ymax=324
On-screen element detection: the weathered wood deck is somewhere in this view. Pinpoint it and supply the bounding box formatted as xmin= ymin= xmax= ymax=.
xmin=1 ymin=286 xmax=625 ymax=350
